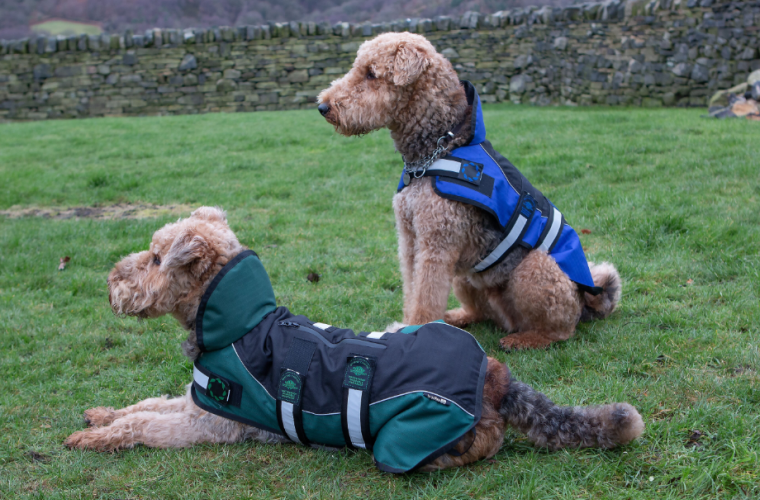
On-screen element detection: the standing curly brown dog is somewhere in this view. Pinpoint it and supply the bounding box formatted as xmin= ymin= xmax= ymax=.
xmin=65 ymin=208 xmax=643 ymax=471
xmin=318 ymin=33 xmax=622 ymax=350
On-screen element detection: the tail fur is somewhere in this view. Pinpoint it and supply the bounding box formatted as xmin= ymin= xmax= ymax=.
xmin=499 ymin=380 xmax=644 ymax=450
xmin=580 ymin=261 xmax=621 ymax=322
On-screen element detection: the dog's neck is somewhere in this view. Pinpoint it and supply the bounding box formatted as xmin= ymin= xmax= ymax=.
xmin=390 ymin=82 xmax=472 ymax=163
xmin=174 ymin=254 xmax=238 ymax=361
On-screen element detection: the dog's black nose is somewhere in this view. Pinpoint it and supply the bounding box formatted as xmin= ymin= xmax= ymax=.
xmin=318 ymin=103 xmax=330 ymax=116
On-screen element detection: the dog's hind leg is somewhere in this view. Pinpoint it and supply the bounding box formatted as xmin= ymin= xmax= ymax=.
xmin=494 ymin=250 xmax=583 ymax=350
xmin=444 ymin=276 xmax=489 ymax=327
xmin=500 ymin=380 xmax=644 ymax=450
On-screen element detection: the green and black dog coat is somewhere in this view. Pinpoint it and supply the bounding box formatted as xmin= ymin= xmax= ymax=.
xmin=191 ymin=250 xmax=488 ymax=473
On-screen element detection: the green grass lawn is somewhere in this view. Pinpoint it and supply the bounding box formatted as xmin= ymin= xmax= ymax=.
xmin=1 ymin=106 xmax=758 ymax=499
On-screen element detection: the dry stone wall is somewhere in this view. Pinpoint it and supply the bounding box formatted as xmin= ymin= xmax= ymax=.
xmin=1 ymin=0 xmax=759 ymax=120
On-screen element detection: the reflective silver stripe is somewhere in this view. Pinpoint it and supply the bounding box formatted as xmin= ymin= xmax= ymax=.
xmin=427 ymin=158 xmax=462 ymax=174
xmin=312 ymin=322 xmax=331 ymax=330
xmin=280 ymin=402 xmax=301 ymax=444
xmin=538 ymin=208 xmax=562 ymax=252
xmin=346 ymin=388 xmax=366 ymax=449
xmin=193 ymin=365 xmax=209 ymax=389
xmin=472 ymin=215 xmax=529 ymax=272
xmin=366 ymin=332 xmax=385 ymax=339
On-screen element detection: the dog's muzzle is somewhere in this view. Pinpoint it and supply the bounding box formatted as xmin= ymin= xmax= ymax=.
xmin=318 ymin=103 xmax=330 ymax=116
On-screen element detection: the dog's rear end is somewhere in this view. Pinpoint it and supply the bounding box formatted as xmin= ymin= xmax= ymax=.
xmin=581 ymin=262 xmax=622 ymax=322
xmin=427 ymin=357 xmax=643 ymax=470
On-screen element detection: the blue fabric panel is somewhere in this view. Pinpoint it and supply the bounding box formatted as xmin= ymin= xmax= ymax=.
xmin=521 ymin=209 xmax=547 ymax=248
xmin=471 ymin=93 xmax=487 ymax=145
xmin=435 ymin=144 xmax=519 ymax=228
xmin=549 ymin=225 xmax=596 ymax=289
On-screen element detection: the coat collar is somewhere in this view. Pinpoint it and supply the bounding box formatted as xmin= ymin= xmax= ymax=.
xmin=460 ymin=81 xmax=487 ymax=147
xmin=195 ymin=250 xmax=277 ymax=352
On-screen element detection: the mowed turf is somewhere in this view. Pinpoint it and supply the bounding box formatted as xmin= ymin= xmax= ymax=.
xmin=0 ymin=106 xmax=758 ymax=499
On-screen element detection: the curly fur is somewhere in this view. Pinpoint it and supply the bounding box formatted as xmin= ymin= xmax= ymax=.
xmin=65 ymin=207 xmax=642 ymax=469
xmin=319 ymin=33 xmax=622 ymax=350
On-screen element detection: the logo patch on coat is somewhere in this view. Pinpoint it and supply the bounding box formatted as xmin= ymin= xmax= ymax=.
xmin=279 ymin=369 xmax=303 ymax=405
xmin=343 ymin=357 xmax=374 ymax=391
xmin=458 ymin=161 xmax=483 ymax=184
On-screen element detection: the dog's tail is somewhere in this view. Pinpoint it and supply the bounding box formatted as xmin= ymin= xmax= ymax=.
xmin=499 ymin=380 xmax=644 ymax=450
xmin=580 ymin=262 xmax=621 ymax=322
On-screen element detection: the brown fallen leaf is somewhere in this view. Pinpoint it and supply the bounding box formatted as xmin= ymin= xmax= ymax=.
xmin=686 ymin=429 xmax=704 ymax=447
xmin=58 ymin=256 xmax=70 ymax=271
xmin=686 ymin=279 xmax=693 ymax=285
xmin=306 ymin=272 xmax=320 ymax=283
xmin=581 ymin=229 xmax=592 ymax=235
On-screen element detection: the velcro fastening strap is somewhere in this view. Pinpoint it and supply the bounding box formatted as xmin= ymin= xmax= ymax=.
xmin=424 ymin=157 xmax=484 ymax=186
xmin=192 ymin=363 xmax=243 ymax=407
xmin=472 ymin=193 xmax=537 ymax=273
xmin=341 ymin=356 xmax=376 ymax=450
xmin=276 ymin=338 xmax=317 ymax=445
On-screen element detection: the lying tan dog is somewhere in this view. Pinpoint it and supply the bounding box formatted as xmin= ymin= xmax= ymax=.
xmin=65 ymin=207 xmax=643 ymax=472
xmin=318 ymin=33 xmax=622 ymax=350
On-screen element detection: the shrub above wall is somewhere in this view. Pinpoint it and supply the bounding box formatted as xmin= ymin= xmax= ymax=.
xmin=1 ymin=0 xmax=759 ymax=120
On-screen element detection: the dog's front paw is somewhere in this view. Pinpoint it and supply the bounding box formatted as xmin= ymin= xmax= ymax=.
xmin=443 ymin=308 xmax=476 ymax=328
xmin=64 ymin=430 xmax=104 ymax=451
xmin=83 ymin=407 xmax=117 ymax=427
xmin=499 ymin=333 xmax=554 ymax=351
xmin=499 ymin=336 xmax=523 ymax=352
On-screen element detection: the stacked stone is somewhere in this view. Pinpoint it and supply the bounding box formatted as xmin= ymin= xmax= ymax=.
xmin=1 ymin=0 xmax=759 ymax=120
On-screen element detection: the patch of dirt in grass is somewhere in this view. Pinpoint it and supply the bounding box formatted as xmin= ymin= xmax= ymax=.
xmin=0 ymin=203 xmax=194 ymax=220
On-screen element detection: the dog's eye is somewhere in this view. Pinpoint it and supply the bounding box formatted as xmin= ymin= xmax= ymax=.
xmin=153 ymin=255 xmax=161 ymax=266
xmin=366 ymin=69 xmax=376 ymax=80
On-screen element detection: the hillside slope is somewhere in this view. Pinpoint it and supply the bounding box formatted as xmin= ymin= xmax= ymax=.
xmin=1 ymin=0 xmax=569 ymax=39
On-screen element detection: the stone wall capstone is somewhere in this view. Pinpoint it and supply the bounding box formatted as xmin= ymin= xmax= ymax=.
xmin=1 ymin=0 xmax=759 ymax=120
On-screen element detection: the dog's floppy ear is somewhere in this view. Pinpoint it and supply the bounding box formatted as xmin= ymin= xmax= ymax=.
xmin=163 ymin=228 xmax=216 ymax=278
xmin=393 ymin=42 xmax=430 ymax=86
xmin=190 ymin=206 xmax=227 ymax=223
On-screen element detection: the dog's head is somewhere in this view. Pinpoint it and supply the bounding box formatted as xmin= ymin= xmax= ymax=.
xmin=317 ymin=33 xmax=458 ymax=136
xmin=107 ymin=207 xmax=243 ymax=326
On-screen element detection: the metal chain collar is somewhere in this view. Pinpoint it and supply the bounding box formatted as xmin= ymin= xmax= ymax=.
xmin=402 ymin=133 xmax=453 ymax=180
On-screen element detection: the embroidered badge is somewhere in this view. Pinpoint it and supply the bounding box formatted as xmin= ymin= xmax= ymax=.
xmin=279 ymin=369 xmax=303 ymax=405
xmin=207 ymin=377 xmax=230 ymax=403
xmin=343 ymin=357 xmax=374 ymax=391
xmin=458 ymin=161 xmax=483 ymax=184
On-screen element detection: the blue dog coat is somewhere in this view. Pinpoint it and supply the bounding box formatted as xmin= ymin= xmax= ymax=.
xmin=398 ymin=81 xmax=599 ymax=293
xmin=191 ymin=251 xmax=488 ymax=473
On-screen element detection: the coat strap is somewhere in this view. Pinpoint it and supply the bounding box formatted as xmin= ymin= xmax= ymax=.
xmin=472 ymin=192 xmax=537 ymax=273
xmin=192 ymin=362 xmax=243 ymax=407
xmin=535 ymin=206 xmax=564 ymax=253
xmin=276 ymin=338 xmax=317 ymax=445
xmin=341 ymin=355 xmax=376 ymax=450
